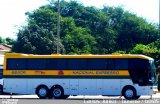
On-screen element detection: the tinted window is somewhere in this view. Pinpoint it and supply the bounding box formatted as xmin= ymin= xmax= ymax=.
xmin=129 ymin=59 xmax=148 ymax=69
xmin=46 ymin=59 xmax=66 ymax=70
xmin=27 ymin=59 xmax=46 ymax=70
xmin=68 ymin=59 xmax=87 ymax=70
xmin=115 ymin=59 xmax=128 ymax=70
xmin=128 ymin=59 xmax=150 ymax=85
xmin=88 ymin=59 xmax=107 ymax=70
xmin=107 ymin=59 xmax=115 ymax=70
xmin=7 ymin=59 xmax=26 ymax=70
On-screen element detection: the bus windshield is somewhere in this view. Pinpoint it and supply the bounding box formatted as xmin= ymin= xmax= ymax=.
xmin=149 ymin=60 xmax=157 ymax=85
xmin=128 ymin=59 xmax=157 ymax=86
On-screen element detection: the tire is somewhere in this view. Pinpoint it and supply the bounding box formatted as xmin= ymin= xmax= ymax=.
xmin=134 ymin=95 xmax=140 ymax=100
xmin=36 ymin=85 xmax=49 ymax=99
xmin=62 ymin=95 xmax=69 ymax=99
xmin=122 ymin=86 xmax=137 ymax=100
xmin=50 ymin=86 xmax=64 ymax=99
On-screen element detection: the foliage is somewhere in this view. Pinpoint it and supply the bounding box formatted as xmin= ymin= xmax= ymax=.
xmin=0 ymin=36 xmax=14 ymax=45
xmin=112 ymin=50 xmax=126 ymax=54
xmin=9 ymin=0 xmax=160 ymax=89
xmin=5 ymin=37 xmax=14 ymax=45
xmin=63 ymin=27 xmax=96 ymax=54
xmin=130 ymin=43 xmax=160 ymax=72
xmin=0 ymin=36 xmax=4 ymax=44
xmin=12 ymin=25 xmax=64 ymax=54
xmin=12 ymin=1 xmax=159 ymax=56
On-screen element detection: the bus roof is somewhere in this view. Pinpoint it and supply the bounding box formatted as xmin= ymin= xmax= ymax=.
xmin=4 ymin=53 xmax=154 ymax=60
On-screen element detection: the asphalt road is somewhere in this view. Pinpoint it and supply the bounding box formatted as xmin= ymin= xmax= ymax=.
xmin=0 ymin=94 xmax=160 ymax=104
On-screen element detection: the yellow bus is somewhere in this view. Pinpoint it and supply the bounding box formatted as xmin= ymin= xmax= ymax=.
xmin=2 ymin=53 xmax=158 ymax=100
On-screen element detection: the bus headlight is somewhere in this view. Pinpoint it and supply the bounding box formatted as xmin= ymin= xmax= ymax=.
xmin=151 ymin=86 xmax=158 ymax=94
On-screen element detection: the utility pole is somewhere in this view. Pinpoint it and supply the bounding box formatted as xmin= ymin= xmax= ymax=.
xmin=57 ymin=0 xmax=60 ymax=54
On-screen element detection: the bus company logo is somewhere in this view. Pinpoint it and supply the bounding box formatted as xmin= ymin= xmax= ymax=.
xmin=58 ymin=70 xmax=64 ymax=76
xmin=35 ymin=70 xmax=45 ymax=75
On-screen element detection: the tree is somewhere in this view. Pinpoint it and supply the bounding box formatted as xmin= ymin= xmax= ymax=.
xmin=26 ymin=8 xmax=57 ymax=32
xmin=148 ymin=40 xmax=160 ymax=71
xmin=5 ymin=37 xmax=14 ymax=45
xmin=130 ymin=44 xmax=151 ymax=54
xmin=102 ymin=6 xmax=159 ymax=52
xmin=63 ymin=27 xmax=96 ymax=54
xmin=112 ymin=50 xmax=126 ymax=54
xmin=12 ymin=1 xmax=159 ymax=55
xmin=0 ymin=36 xmax=3 ymax=44
xmin=12 ymin=7 xmax=65 ymax=54
xmin=0 ymin=36 xmax=6 ymax=44
xmin=12 ymin=25 xmax=64 ymax=54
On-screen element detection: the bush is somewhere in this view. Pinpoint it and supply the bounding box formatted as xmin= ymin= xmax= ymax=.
xmin=112 ymin=50 xmax=126 ymax=54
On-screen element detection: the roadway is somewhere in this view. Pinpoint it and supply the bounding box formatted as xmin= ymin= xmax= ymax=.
xmin=0 ymin=93 xmax=160 ymax=104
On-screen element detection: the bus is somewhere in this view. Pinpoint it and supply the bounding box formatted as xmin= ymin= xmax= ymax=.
xmin=0 ymin=55 xmax=4 ymax=94
xmin=2 ymin=53 xmax=158 ymax=100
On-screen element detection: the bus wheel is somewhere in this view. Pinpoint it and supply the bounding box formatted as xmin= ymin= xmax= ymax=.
xmin=62 ymin=95 xmax=70 ymax=99
xmin=50 ymin=86 xmax=64 ymax=99
xmin=36 ymin=85 xmax=49 ymax=99
xmin=134 ymin=95 xmax=140 ymax=100
xmin=122 ymin=86 xmax=137 ymax=100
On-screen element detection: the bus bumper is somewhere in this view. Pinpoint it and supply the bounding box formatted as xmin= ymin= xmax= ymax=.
xmin=150 ymin=86 xmax=158 ymax=95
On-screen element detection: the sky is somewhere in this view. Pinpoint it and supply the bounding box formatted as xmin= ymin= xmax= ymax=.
xmin=0 ymin=0 xmax=159 ymax=39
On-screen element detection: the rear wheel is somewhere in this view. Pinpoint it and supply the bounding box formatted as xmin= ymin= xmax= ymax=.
xmin=50 ymin=86 xmax=64 ymax=99
xmin=36 ymin=85 xmax=49 ymax=99
xmin=62 ymin=95 xmax=70 ymax=99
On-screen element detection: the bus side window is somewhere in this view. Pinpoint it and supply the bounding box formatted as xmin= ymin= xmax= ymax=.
xmin=115 ymin=59 xmax=128 ymax=70
xmin=67 ymin=59 xmax=87 ymax=70
xmin=46 ymin=59 xmax=56 ymax=70
xmin=27 ymin=59 xmax=46 ymax=70
xmin=107 ymin=59 xmax=115 ymax=70
xmin=46 ymin=59 xmax=67 ymax=70
xmin=87 ymin=59 xmax=107 ymax=70
xmin=7 ymin=59 xmax=26 ymax=70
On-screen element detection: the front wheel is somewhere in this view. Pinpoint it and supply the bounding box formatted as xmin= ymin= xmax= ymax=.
xmin=134 ymin=95 xmax=140 ymax=99
xmin=122 ymin=86 xmax=137 ymax=100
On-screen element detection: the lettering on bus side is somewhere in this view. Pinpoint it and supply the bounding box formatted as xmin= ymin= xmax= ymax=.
xmin=72 ymin=71 xmax=94 ymax=75
xmin=72 ymin=70 xmax=120 ymax=75
xmin=12 ymin=70 xmax=26 ymax=75
xmin=96 ymin=70 xmax=119 ymax=75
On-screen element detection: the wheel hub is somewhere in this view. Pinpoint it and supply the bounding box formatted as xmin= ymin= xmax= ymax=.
xmin=39 ymin=88 xmax=47 ymax=96
xmin=125 ymin=89 xmax=134 ymax=98
xmin=53 ymin=88 xmax=61 ymax=97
